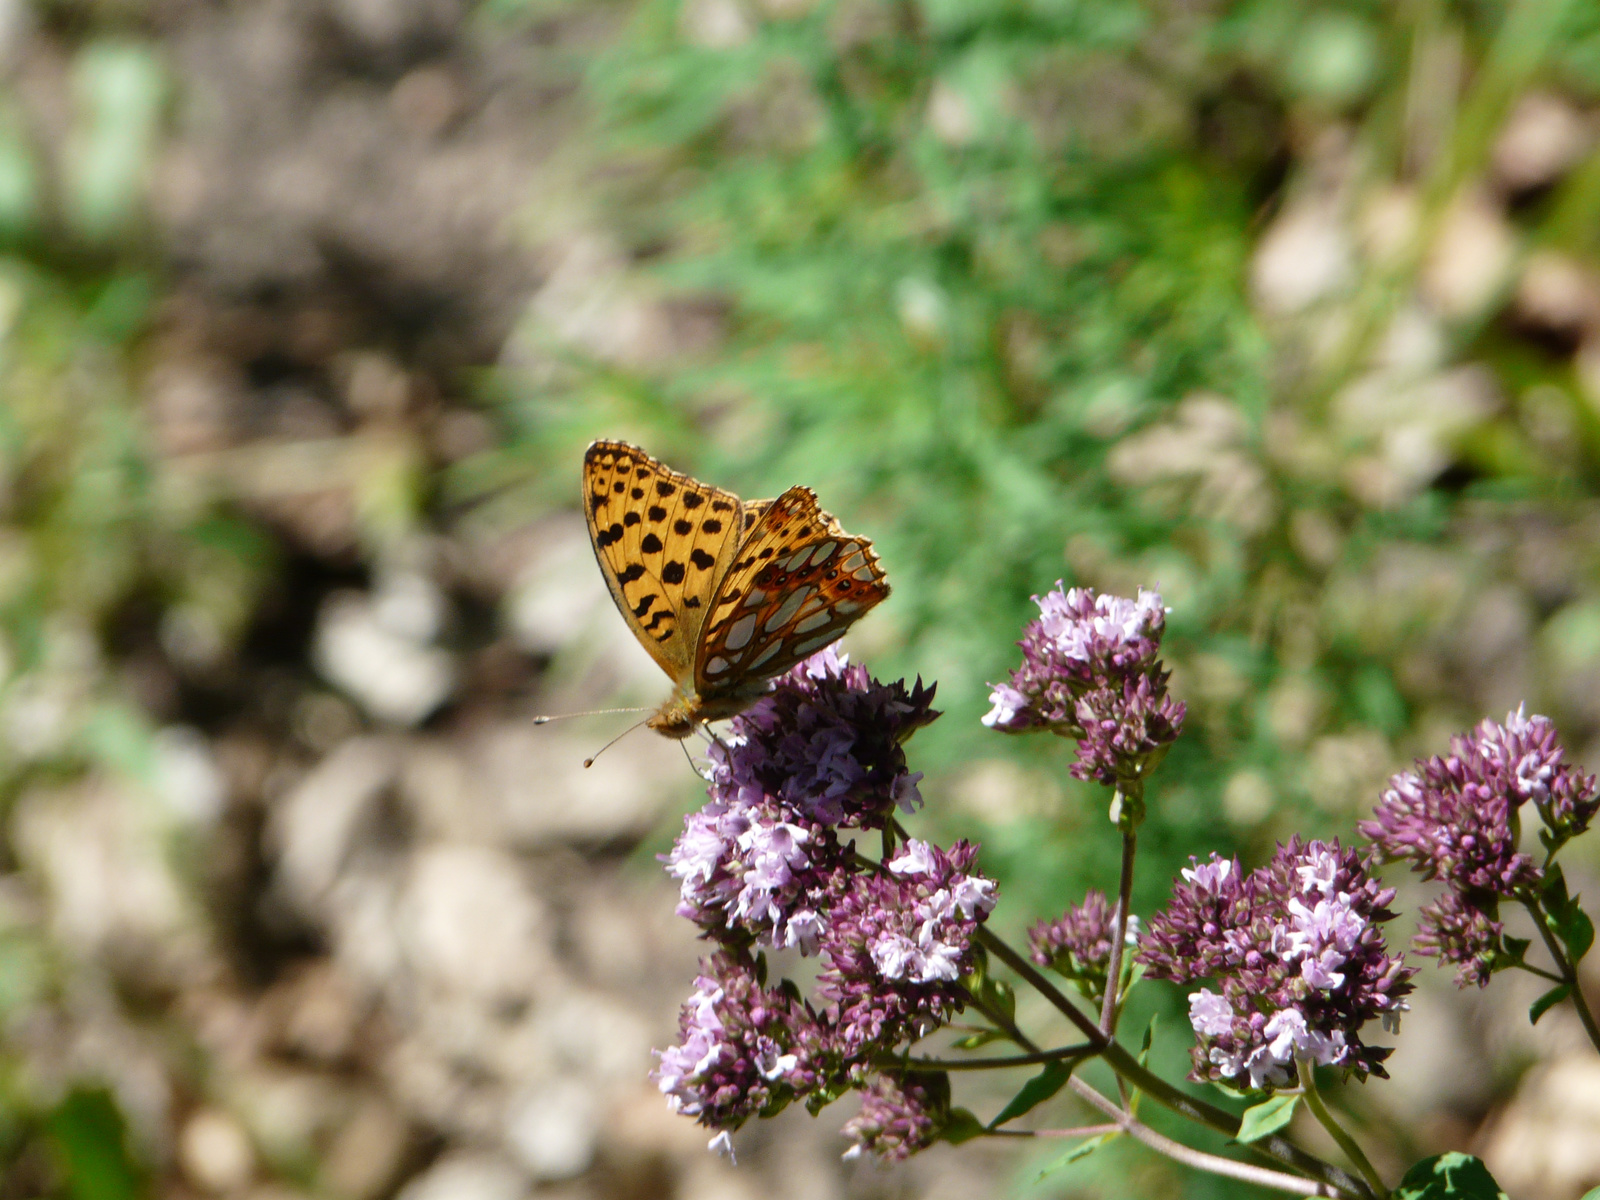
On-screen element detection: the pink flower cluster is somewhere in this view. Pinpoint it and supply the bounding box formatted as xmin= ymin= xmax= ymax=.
xmin=652 ymin=650 xmax=996 ymax=1160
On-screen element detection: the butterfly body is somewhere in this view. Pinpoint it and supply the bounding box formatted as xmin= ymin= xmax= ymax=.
xmin=583 ymin=440 xmax=890 ymax=738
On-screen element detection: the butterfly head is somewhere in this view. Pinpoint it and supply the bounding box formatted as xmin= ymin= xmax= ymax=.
xmin=647 ymin=694 xmax=699 ymax=739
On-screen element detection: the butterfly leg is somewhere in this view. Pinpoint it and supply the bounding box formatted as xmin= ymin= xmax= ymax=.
xmin=677 ymin=737 xmax=714 ymax=782
xmin=698 ymin=722 xmax=734 ymax=760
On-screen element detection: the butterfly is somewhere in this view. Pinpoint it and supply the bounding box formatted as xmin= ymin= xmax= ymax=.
xmin=583 ymin=439 xmax=890 ymax=738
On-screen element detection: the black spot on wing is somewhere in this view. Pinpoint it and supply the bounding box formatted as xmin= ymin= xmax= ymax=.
xmin=685 ymin=596 xmax=702 ymax=608
xmin=711 ymin=500 xmax=733 ymax=513
xmin=683 ymin=493 xmax=704 ymax=509
xmin=674 ymin=519 xmax=693 ymax=535
xmin=633 ymin=595 xmax=656 ymax=617
xmin=662 ymin=561 xmax=686 ymax=584
xmin=618 ymin=564 xmax=645 ymax=584
xmin=656 ymin=481 xmax=676 ymax=497
xmin=624 ymin=512 xmax=641 ymax=527
xmin=648 ymin=505 xmax=667 ymax=522
xmin=690 ymin=549 xmax=715 ymax=570
xmin=643 ymin=609 xmax=670 ymax=631
xmin=641 ymin=533 xmax=663 ymax=554
xmin=702 ymin=519 xmax=722 ymax=534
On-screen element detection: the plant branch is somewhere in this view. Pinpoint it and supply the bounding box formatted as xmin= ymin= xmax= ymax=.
xmin=1298 ymin=1059 xmax=1390 ymax=1199
xmin=977 ymin=926 xmax=1108 ymax=1046
xmin=1067 ymin=1074 xmax=1352 ymax=1198
xmin=1101 ymin=825 xmax=1137 ymax=1035
xmin=1521 ymin=895 xmax=1600 ymax=1052
xmin=901 ymin=1044 xmax=1097 ymax=1071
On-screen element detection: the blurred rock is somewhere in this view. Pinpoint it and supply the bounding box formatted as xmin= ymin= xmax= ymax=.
xmin=314 ymin=581 xmax=457 ymax=726
xmin=321 ymin=1093 xmax=413 ymax=1200
xmin=271 ymin=737 xmax=402 ymax=910
xmin=395 ymin=1151 xmax=531 ymax=1200
xmin=472 ymin=723 xmax=683 ymax=848
xmin=153 ymin=725 xmax=230 ymax=826
xmin=505 ymin=1076 xmax=598 ymax=1180
xmin=1252 ymin=196 xmax=1353 ymax=315
xmin=181 ymin=1108 xmax=257 ymax=1193
xmin=1335 ymin=365 xmax=1498 ymax=507
xmin=1514 ymin=250 xmax=1600 ymax=340
xmin=1421 ymin=189 xmax=1516 ymax=319
xmin=397 ymin=844 xmax=556 ymax=1002
xmin=1482 ymin=1058 xmax=1600 ymax=1199
xmin=1106 ymin=393 xmax=1274 ymax=533
xmin=12 ymin=778 xmax=207 ymax=979
xmin=1492 ymin=92 xmax=1593 ymax=194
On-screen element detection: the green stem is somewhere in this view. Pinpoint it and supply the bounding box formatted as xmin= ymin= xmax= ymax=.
xmin=1101 ymin=824 xmax=1137 ymax=1035
xmin=1298 ymin=1060 xmax=1390 ymax=1200
xmin=978 ymin=928 xmax=1373 ymax=1199
xmin=900 ymin=1044 xmax=1096 ymax=1071
xmin=1522 ymin=895 xmax=1600 ymax=1052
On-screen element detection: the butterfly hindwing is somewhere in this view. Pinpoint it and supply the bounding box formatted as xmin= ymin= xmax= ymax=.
xmin=583 ymin=441 xmax=747 ymax=686
xmin=696 ymin=485 xmax=890 ymax=696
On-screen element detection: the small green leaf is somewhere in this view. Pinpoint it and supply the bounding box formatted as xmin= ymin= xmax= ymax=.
xmin=951 ymin=1029 xmax=1008 ymax=1050
xmin=1579 ymin=1189 xmax=1600 ymax=1200
xmin=1558 ymin=908 xmax=1594 ymax=963
xmin=1236 ymin=1094 xmax=1298 ymax=1143
xmin=1530 ymin=984 xmax=1571 ymax=1025
xmin=988 ymin=978 xmax=1017 ymax=1023
xmin=1394 ymin=1152 xmax=1509 ymax=1199
xmin=1129 ymin=1014 xmax=1158 ymax=1118
xmin=940 ymin=1107 xmax=986 ymax=1145
xmin=1036 ymin=1132 xmax=1116 ymax=1181
xmin=989 ymin=1060 xmax=1074 ymax=1128
xmin=1500 ymin=936 xmax=1530 ymax=968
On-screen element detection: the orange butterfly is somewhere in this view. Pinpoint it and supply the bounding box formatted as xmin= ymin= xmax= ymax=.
xmin=583 ymin=440 xmax=890 ymax=738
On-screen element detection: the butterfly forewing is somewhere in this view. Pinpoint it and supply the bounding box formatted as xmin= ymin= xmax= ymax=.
xmin=695 ymin=485 xmax=889 ymax=696
xmin=583 ymin=441 xmax=748 ymax=687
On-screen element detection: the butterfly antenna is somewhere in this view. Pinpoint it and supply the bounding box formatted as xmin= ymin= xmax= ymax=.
xmin=533 ymin=706 xmax=650 ymax=726
xmin=583 ymin=718 xmax=649 ymax=769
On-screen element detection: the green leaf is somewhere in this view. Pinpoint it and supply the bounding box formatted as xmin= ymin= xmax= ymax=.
xmin=1539 ymin=868 xmax=1594 ymax=963
xmin=1036 ymin=1132 xmax=1116 ymax=1181
xmin=1579 ymin=1189 xmax=1600 ymax=1200
xmin=1394 ymin=1153 xmax=1509 ymax=1200
xmin=46 ymin=1087 xmax=144 ymax=1200
xmin=988 ymin=978 xmax=1017 ymax=1024
xmin=1500 ymin=936 xmax=1530 ymax=968
xmin=989 ymin=1060 xmax=1074 ymax=1128
xmin=1236 ymin=1094 xmax=1298 ymax=1143
xmin=951 ymin=1029 xmax=1008 ymax=1050
xmin=940 ymin=1107 xmax=987 ymax=1145
xmin=1558 ymin=908 xmax=1594 ymax=963
xmin=1530 ymin=984 xmax=1571 ymax=1025
xmin=1129 ymin=1014 xmax=1157 ymax=1118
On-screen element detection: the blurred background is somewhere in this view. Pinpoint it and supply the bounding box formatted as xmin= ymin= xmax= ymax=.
xmin=5 ymin=0 xmax=1600 ymax=1197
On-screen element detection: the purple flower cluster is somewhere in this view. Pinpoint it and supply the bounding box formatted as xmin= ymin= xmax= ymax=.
xmin=654 ymin=952 xmax=823 ymax=1134
xmin=840 ymin=1071 xmax=950 ymax=1162
xmin=1030 ymin=889 xmax=1119 ymax=1005
xmin=1138 ymin=840 xmax=1414 ymax=1090
xmin=983 ymin=585 xmax=1185 ymax=786
xmin=653 ymin=650 xmax=995 ymax=1160
xmin=818 ymin=839 xmax=996 ymax=1058
xmin=1359 ymin=708 xmax=1598 ymax=987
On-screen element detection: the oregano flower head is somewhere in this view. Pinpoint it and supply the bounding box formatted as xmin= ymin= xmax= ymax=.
xmin=983 ymin=584 xmax=1185 ymax=784
xmin=1139 ymin=840 xmax=1414 ymax=1090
